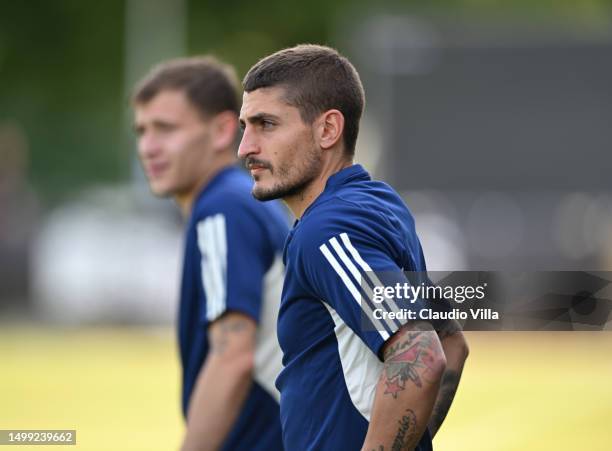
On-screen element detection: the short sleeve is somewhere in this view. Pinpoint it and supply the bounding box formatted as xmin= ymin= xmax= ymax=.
xmin=298 ymin=201 xmax=427 ymax=360
xmin=195 ymin=205 xmax=273 ymax=324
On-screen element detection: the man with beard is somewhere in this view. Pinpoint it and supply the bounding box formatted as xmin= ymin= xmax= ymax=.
xmin=238 ymin=45 xmax=469 ymax=450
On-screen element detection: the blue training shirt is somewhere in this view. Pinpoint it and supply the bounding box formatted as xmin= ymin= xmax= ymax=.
xmin=179 ymin=165 xmax=288 ymax=451
xmin=277 ymin=164 xmax=433 ymax=451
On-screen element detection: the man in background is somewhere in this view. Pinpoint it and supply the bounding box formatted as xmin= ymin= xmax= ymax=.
xmin=238 ymin=44 xmax=469 ymax=450
xmin=132 ymin=56 xmax=287 ymax=451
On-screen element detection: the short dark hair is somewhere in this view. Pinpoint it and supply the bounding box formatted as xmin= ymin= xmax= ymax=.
xmin=132 ymin=56 xmax=240 ymax=117
xmin=243 ymin=44 xmax=365 ymax=157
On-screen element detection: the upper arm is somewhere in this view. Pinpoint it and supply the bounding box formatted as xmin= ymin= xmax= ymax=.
xmin=298 ymin=204 xmax=428 ymax=359
xmin=207 ymin=311 xmax=257 ymax=368
xmin=380 ymin=320 xmax=446 ymax=391
xmin=196 ymin=200 xmax=278 ymax=325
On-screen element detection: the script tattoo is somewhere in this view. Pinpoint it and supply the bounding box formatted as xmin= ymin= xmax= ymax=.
xmin=210 ymin=317 xmax=249 ymax=355
xmin=392 ymin=409 xmax=417 ymax=451
xmin=382 ymin=322 xmax=442 ymax=399
xmin=367 ymin=409 xmax=418 ymax=451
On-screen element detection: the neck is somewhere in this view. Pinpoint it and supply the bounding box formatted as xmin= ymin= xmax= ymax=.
xmin=285 ymin=158 xmax=352 ymax=219
xmin=176 ymin=151 xmax=236 ymax=218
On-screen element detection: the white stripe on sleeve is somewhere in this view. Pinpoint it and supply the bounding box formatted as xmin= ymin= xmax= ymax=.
xmin=196 ymin=214 xmax=228 ymax=322
xmin=339 ymin=233 xmax=404 ymax=318
xmin=319 ymin=242 xmax=390 ymax=340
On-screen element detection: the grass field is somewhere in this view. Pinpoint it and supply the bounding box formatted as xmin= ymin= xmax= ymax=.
xmin=1 ymin=327 xmax=611 ymax=450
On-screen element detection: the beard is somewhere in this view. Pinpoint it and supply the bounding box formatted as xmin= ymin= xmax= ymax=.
xmin=252 ymin=142 xmax=321 ymax=202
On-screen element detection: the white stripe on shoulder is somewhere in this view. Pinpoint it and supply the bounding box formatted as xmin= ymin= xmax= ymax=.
xmin=340 ymin=232 xmax=372 ymax=271
xmin=319 ymin=244 xmax=363 ymax=308
xmin=338 ymin=233 xmax=404 ymax=320
xmin=197 ymin=214 xmax=228 ymax=322
xmin=319 ymin=242 xmax=390 ymax=341
xmin=196 ymin=218 xmax=217 ymax=317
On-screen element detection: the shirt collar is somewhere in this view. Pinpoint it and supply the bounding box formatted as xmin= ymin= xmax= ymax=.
xmin=324 ymin=164 xmax=370 ymax=188
xmin=299 ymin=164 xmax=370 ymax=221
xmin=195 ymin=165 xmax=239 ymax=202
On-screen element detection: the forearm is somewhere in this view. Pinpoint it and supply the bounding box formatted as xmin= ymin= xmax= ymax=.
xmin=181 ymin=313 xmax=256 ymax=451
xmin=181 ymin=356 xmax=252 ymax=451
xmin=362 ymin=322 xmax=446 ymax=451
xmin=428 ymin=325 xmax=469 ymax=438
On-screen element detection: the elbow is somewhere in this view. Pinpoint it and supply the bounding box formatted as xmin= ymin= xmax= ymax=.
xmin=456 ymin=332 xmax=470 ymax=363
xmin=208 ymin=347 xmax=255 ymax=386
xmin=225 ymin=351 xmax=255 ymax=382
xmin=462 ymin=341 xmax=470 ymax=362
xmin=237 ymin=352 xmax=255 ymax=379
xmin=206 ymin=345 xmax=255 ymax=390
xmin=430 ymin=351 xmax=447 ymax=383
xmin=443 ymin=330 xmax=470 ymax=366
xmin=420 ymin=336 xmax=447 ymax=386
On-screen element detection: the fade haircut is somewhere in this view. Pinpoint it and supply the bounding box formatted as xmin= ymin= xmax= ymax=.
xmin=243 ymin=44 xmax=365 ymax=157
xmin=132 ymin=55 xmax=240 ymax=117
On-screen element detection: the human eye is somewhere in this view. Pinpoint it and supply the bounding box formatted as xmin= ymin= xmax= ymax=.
xmin=133 ymin=125 xmax=145 ymax=137
xmin=157 ymin=122 xmax=177 ymax=133
xmin=261 ymin=119 xmax=276 ymax=130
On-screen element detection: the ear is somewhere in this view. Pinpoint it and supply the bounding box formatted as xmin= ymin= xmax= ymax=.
xmin=317 ymin=109 xmax=344 ymax=150
xmin=210 ymin=111 xmax=239 ymax=152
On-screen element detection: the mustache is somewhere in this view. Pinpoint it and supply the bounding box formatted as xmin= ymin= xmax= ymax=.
xmin=245 ymin=157 xmax=272 ymax=170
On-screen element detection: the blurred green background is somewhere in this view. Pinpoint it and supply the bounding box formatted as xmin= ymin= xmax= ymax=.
xmin=2 ymin=0 xmax=612 ymax=202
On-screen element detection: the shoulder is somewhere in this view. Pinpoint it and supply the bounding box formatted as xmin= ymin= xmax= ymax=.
xmin=190 ymin=170 xmax=288 ymax=257
xmin=192 ymin=170 xmax=247 ymax=217
xmin=290 ymin=186 xmax=414 ymax=270
xmin=193 ymin=169 xmax=286 ymax=226
xmin=299 ymin=189 xmax=401 ymax=242
xmin=292 ymin=197 xmax=383 ymax=260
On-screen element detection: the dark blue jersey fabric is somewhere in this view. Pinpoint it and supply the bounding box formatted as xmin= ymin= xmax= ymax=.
xmin=277 ymin=164 xmax=433 ymax=451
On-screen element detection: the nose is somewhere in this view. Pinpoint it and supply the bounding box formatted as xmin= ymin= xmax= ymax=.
xmin=237 ymin=127 xmax=259 ymax=160
xmin=138 ymin=132 xmax=161 ymax=159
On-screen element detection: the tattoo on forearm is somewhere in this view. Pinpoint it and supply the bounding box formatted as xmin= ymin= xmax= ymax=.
xmin=382 ymin=323 xmax=442 ymax=398
xmin=392 ymin=409 xmax=417 ymax=451
xmin=428 ymin=370 xmax=460 ymax=436
xmin=368 ymin=409 xmax=418 ymax=451
xmin=210 ymin=318 xmax=249 ymax=355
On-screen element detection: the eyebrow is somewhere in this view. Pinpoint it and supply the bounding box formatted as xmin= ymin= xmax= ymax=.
xmin=132 ymin=118 xmax=179 ymax=136
xmin=132 ymin=122 xmax=144 ymax=134
xmin=239 ymin=112 xmax=280 ymax=128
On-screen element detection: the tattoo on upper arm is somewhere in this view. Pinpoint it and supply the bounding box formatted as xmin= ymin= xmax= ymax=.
xmin=381 ymin=322 xmax=442 ymax=399
xmin=209 ymin=316 xmax=250 ymax=355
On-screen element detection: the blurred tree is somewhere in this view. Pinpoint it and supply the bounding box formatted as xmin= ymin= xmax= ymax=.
xmin=0 ymin=0 xmax=610 ymax=203
xmin=0 ymin=1 xmax=124 ymax=203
